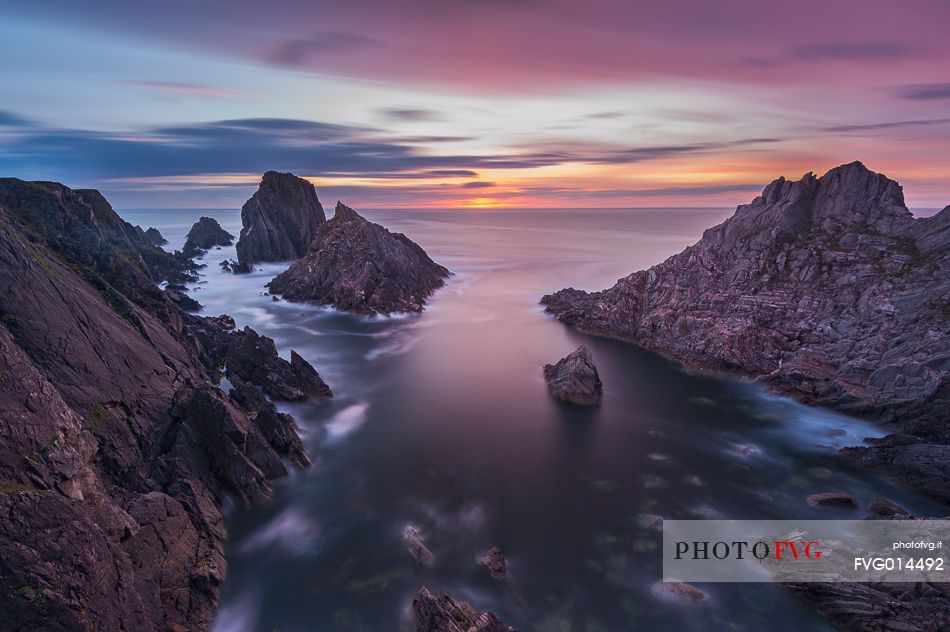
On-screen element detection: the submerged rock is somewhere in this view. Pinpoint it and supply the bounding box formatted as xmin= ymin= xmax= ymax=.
xmin=543 ymin=345 xmax=603 ymax=406
xmin=413 ymin=587 xmax=518 ymax=632
xmin=806 ymin=492 xmax=859 ymax=509
xmin=479 ymin=546 xmax=509 ymax=578
xmin=868 ymin=497 xmax=910 ymax=518
xmin=652 ymin=581 xmax=709 ymax=604
xmin=182 ymin=216 xmax=234 ymax=258
xmin=268 ymin=202 xmax=450 ymax=314
xmin=403 ymin=525 xmax=434 ymax=566
xmin=235 ymin=171 xmax=326 ymax=271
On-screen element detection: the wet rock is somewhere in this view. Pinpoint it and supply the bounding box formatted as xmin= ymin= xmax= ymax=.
xmin=144 ymin=226 xmax=167 ymax=247
xmin=841 ymin=443 xmax=950 ymax=505
xmin=220 ymin=258 xmax=234 ymax=272
xmin=182 ymin=216 xmax=234 ymax=258
xmin=235 ymin=171 xmax=326 ymax=271
xmin=479 ymin=546 xmax=509 ymax=578
xmin=268 ymin=202 xmax=450 ymax=314
xmin=413 ymin=587 xmax=518 ymax=632
xmin=652 ymin=581 xmax=709 ymax=604
xmin=404 ymin=525 xmax=434 ymax=566
xmin=807 ymin=492 xmax=859 ymax=509
xmin=543 ymin=345 xmax=603 ymax=406
xmin=225 ymin=326 xmax=332 ymax=401
xmin=165 ymin=288 xmax=202 ymax=312
xmin=868 ymin=498 xmax=910 ymax=518
xmin=208 ymin=314 xmax=236 ymax=331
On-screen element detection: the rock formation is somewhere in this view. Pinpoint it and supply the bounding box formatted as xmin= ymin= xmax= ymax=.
xmin=268 ymin=202 xmax=450 ymax=314
xmin=0 ymin=179 xmax=328 ymax=631
xmin=541 ymin=162 xmax=949 ymax=500
xmin=234 ymin=171 xmax=326 ymax=271
xmin=543 ymin=346 xmax=603 ymax=406
xmin=479 ymin=546 xmax=509 ymax=578
xmin=413 ymin=588 xmax=518 ymax=632
xmin=182 ymin=216 xmax=234 ymax=259
xmin=144 ymin=226 xmax=167 ymax=247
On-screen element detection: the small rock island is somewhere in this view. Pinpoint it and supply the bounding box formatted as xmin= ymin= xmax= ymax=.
xmin=543 ymin=346 xmax=604 ymax=406
xmin=235 ymin=171 xmax=327 ymax=271
xmin=182 ymin=216 xmax=234 ymax=259
xmin=268 ymin=202 xmax=450 ymax=315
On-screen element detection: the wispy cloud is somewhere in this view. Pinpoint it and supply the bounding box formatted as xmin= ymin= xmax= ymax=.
xmin=789 ymin=42 xmax=908 ymax=61
xmin=266 ymin=31 xmax=379 ymax=66
xmin=822 ymin=118 xmax=950 ymax=133
xmin=896 ymin=83 xmax=950 ymax=100
xmin=378 ymin=108 xmax=444 ymax=122
xmin=120 ymin=80 xmax=245 ymax=98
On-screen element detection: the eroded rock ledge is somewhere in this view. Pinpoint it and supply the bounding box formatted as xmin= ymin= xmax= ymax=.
xmin=413 ymin=588 xmax=519 ymax=632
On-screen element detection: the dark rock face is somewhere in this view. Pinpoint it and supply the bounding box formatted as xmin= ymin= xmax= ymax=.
xmin=269 ymin=202 xmax=450 ymax=314
xmin=543 ymin=346 xmax=603 ymax=406
xmin=0 ymin=179 xmax=325 ymax=631
xmin=413 ymin=588 xmax=518 ymax=632
xmin=235 ymin=171 xmax=326 ymax=271
xmin=182 ymin=216 xmax=234 ymax=259
xmin=225 ymin=326 xmax=333 ymax=400
xmin=541 ymin=162 xmax=949 ymax=499
xmin=143 ymin=226 xmax=167 ymax=247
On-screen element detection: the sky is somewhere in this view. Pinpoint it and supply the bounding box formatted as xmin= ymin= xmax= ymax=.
xmin=1 ymin=0 xmax=950 ymax=211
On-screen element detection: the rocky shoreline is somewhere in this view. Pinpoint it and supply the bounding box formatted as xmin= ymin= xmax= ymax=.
xmin=0 ymin=178 xmax=328 ymax=630
xmin=542 ymin=162 xmax=949 ymax=505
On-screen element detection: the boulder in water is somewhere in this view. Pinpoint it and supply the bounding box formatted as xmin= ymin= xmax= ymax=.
xmin=543 ymin=345 xmax=603 ymax=406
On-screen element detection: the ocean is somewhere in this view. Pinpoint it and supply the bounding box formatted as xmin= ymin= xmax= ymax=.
xmin=120 ymin=206 xmax=941 ymax=631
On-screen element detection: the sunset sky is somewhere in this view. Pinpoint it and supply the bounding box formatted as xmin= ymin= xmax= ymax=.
xmin=2 ymin=0 xmax=950 ymax=210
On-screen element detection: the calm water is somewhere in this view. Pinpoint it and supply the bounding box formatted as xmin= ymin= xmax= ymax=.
xmin=123 ymin=207 xmax=943 ymax=632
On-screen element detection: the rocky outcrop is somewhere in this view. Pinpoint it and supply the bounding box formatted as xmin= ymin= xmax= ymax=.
xmin=541 ymin=162 xmax=949 ymax=500
xmin=182 ymin=216 xmax=233 ymax=259
xmin=224 ymin=326 xmax=332 ymax=400
xmin=479 ymin=546 xmax=509 ymax=578
xmin=413 ymin=588 xmax=518 ymax=632
xmin=543 ymin=346 xmax=603 ymax=406
xmin=268 ymin=202 xmax=450 ymax=314
xmin=0 ymin=179 xmax=326 ymax=631
xmin=144 ymin=226 xmax=167 ymax=247
xmin=234 ymin=171 xmax=326 ymax=271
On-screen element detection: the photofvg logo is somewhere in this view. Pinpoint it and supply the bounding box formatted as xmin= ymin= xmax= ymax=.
xmin=662 ymin=520 xmax=949 ymax=583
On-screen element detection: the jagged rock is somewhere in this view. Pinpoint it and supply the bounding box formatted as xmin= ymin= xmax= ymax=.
xmin=413 ymin=587 xmax=518 ymax=632
xmin=225 ymin=326 xmax=332 ymax=401
xmin=807 ymin=492 xmax=859 ymax=509
xmin=868 ymin=498 xmax=910 ymax=518
xmin=541 ymin=162 xmax=949 ymax=500
xmin=268 ymin=202 xmax=450 ymax=314
xmin=144 ymin=226 xmax=167 ymax=247
xmin=840 ymin=443 xmax=950 ymax=505
xmin=235 ymin=171 xmax=326 ymax=271
xmin=0 ymin=180 xmax=318 ymax=631
xmin=479 ymin=546 xmax=509 ymax=578
xmin=182 ymin=217 xmax=234 ymax=259
xmin=220 ymin=258 xmax=234 ymax=272
xmin=543 ymin=346 xmax=603 ymax=406
xmin=208 ymin=314 xmax=236 ymax=331
xmin=165 ymin=288 xmax=202 ymax=312
xmin=404 ymin=525 xmax=434 ymax=566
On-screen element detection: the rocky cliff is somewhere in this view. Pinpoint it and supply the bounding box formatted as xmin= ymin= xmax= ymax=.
xmin=541 ymin=162 xmax=949 ymax=500
xmin=0 ymin=179 xmax=328 ymax=631
xmin=268 ymin=202 xmax=450 ymax=315
xmin=234 ymin=171 xmax=326 ymax=271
